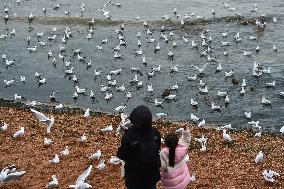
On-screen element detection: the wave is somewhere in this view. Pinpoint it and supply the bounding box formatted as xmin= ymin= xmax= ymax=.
xmin=0 ymin=15 xmax=274 ymax=28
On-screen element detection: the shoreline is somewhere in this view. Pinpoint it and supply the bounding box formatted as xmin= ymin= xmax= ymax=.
xmin=0 ymin=103 xmax=284 ymax=188
xmin=0 ymin=97 xmax=281 ymax=136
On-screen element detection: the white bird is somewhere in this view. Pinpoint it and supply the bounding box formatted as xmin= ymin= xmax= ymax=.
xmin=49 ymin=154 xmax=60 ymax=164
xmin=262 ymin=170 xmax=280 ymax=183
xmin=255 ymin=131 xmax=261 ymax=138
xmin=156 ymin=113 xmax=168 ymax=118
xmin=114 ymin=105 xmax=126 ymax=113
xmin=199 ymin=86 xmax=208 ymax=93
xmin=190 ymin=114 xmax=199 ymax=122
xmin=0 ymin=165 xmax=26 ymax=183
xmin=191 ymin=99 xmax=198 ymax=106
xmin=154 ymin=99 xmax=163 ymax=106
xmin=216 ymin=63 xmax=222 ymax=72
xmin=152 ymin=65 xmax=161 ymax=72
xmin=76 ymin=86 xmax=86 ymax=94
xmin=69 ymin=165 xmax=92 ymax=189
xmin=109 ymin=156 xmax=121 ymax=165
xmin=170 ymin=82 xmax=178 ymax=90
xmin=265 ymin=81 xmax=276 ymax=87
xmin=217 ymin=91 xmax=227 ymax=97
xmin=241 ymin=79 xmax=246 ymax=87
xmin=44 ymin=138 xmax=53 ymax=146
xmin=165 ymin=94 xmax=176 ymax=100
xmin=47 ymin=175 xmax=58 ymax=188
xmin=100 ymin=125 xmax=113 ymax=132
xmin=126 ymin=91 xmax=132 ymax=99
xmin=225 ymin=95 xmax=230 ymax=103
xmin=30 ymin=109 xmax=54 ymax=134
xmin=79 ymin=133 xmax=87 ymax=142
xmin=261 ymin=97 xmax=271 ymax=105
xmin=261 ymin=67 xmax=271 ymax=74
xmin=280 ymin=126 xmax=284 ymax=134
xmin=240 ymin=87 xmax=246 ymax=95
xmin=147 ymin=85 xmax=154 ymax=92
xmin=195 ymin=135 xmax=208 ymax=151
xmin=84 ymin=108 xmax=90 ymax=118
xmin=1 ymin=123 xmax=8 ymax=131
xmin=255 ymin=151 xmax=264 ymax=164
xmin=186 ymin=75 xmax=197 ymax=81
xmin=225 ymin=70 xmax=233 ymax=77
xmin=55 ymin=104 xmax=63 ymax=109
xmin=96 ymin=160 xmax=105 ymax=171
xmin=20 ymin=76 xmax=26 ymax=82
xmin=211 ymin=102 xmax=221 ymax=111
xmin=273 ymin=45 xmax=278 ymax=52
xmin=198 ymin=119 xmax=205 ymax=127
xmin=245 ymin=112 xmax=252 ymax=119
xmin=60 ymin=146 xmax=70 ymax=156
xmin=89 ymin=150 xmax=101 ymax=160
xmin=244 ymin=50 xmax=252 ymax=56
xmin=223 ymin=129 xmax=232 ymax=142
xmin=13 ymin=127 xmax=24 ymax=138
xmin=105 ymin=93 xmax=113 ymax=100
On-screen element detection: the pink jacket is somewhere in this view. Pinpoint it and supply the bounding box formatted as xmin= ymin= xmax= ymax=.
xmin=160 ymin=130 xmax=191 ymax=189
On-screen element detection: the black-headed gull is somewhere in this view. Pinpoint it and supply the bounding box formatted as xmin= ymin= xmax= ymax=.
xmin=30 ymin=109 xmax=54 ymax=134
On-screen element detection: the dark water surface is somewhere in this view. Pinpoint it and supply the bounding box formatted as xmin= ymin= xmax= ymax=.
xmin=0 ymin=0 xmax=284 ymax=132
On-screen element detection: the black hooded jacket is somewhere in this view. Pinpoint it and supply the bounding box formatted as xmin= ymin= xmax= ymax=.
xmin=117 ymin=105 xmax=161 ymax=188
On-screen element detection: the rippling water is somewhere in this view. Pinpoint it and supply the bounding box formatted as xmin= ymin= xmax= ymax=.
xmin=0 ymin=0 xmax=284 ymax=132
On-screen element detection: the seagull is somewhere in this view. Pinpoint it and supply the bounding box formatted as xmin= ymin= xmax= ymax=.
xmin=198 ymin=119 xmax=205 ymax=127
xmin=245 ymin=112 xmax=252 ymax=119
xmin=0 ymin=165 xmax=26 ymax=183
xmin=109 ymin=156 xmax=121 ymax=165
xmin=255 ymin=151 xmax=264 ymax=164
xmin=1 ymin=123 xmax=8 ymax=131
xmin=191 ymin=99 xmax=198 ymax=106
xmin=96 ymin=160 xmax=106 ymax=171
xmin=114 ymin=105 xmax=126 ymax=113
xmin=100 ymin=125 xmax=113 ymax=132
xmin=195 ymin=135 xmax=208 ymax=151
xmin=262 ymin=170 xmax=280 ymax=183
xmin=13 ymin=127 xmax=24 ymax=138
xmin=47 ymin=175 xmax=58 ymax=188
xmin=69 ymin=165 xmax=92 ymax=188
xmin=79 ymin=133 xmax=87 ymax=142
xmin=89 ymin=150 xmax=101 ymax=160
xmin=44 ymin=138 xmax=53 ymax=146
xmin=223 ymin=129 xmax=232 ymax=142
xmin=190 ymin=114 xmax=199 ymax=122
xmin=211 ymin=102 xmax=221 ymax=111
xmin=30 ymin=109 xmax=54 ymax=134
xmin=154 ymin=99 xmax=163 ymax=106
xmin=84 ymin=108 xmax=90 ymax=118
xmin=217 ymin=91 xmax=228 ymax=97
xmin=261 ymin=97 xmax=271 ymax=105
xmin=187 ymin=75 xmax=197 ymax=81
xmin=60 ymin=146 xmax=70 ymax=156
xmin=156 ymin=113 xmax=168 ymax=118
xmin=49 ymin=154 xmax=60 ymax=164
xmin=280 ymin=126 xmax=284 ymax=134
xmin=265 ymin=81 xmax=276 ymax=87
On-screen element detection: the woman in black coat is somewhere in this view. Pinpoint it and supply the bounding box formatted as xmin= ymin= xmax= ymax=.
xmin=117 ymin=105 xmax=161 ymax=189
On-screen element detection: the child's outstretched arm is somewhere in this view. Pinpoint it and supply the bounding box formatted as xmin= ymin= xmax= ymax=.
xmin=179 ymin=126 xmax=191 ymax=148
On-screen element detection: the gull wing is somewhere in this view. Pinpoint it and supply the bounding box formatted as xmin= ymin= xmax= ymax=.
xmin=76 ymin=165 xmax=92 ymax=184
xmin=4 ymin=171 xmax=26 ymax=182
xmin=30 ymin=108 xmax=50 ymax=122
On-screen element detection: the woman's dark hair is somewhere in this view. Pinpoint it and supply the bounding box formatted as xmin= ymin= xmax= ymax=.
xmin=130 ymin=105 xmax=152 ymax=131
xmin=165 ymin=133 xmax=178 ymax=167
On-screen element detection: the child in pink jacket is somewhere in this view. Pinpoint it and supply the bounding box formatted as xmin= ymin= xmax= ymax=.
xmin=160 ymin=127 xmax=192 ymax=189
